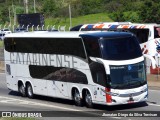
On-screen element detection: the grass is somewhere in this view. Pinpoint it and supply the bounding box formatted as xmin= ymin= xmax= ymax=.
xmin=45 ymin=13 xmax=113 ymax=30
xmin=0 ymin=41 xmax=3 ymax=48
xmin=1 ymin=13 xmax=113 ymax=31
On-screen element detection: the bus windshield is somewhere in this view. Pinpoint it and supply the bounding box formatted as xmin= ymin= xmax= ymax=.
xmin=109 ymin=61 xmax=146 ymax=89
xmin=100 ymin=36 xmax=142 ymax=60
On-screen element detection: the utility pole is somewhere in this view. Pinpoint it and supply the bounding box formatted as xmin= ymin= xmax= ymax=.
xmin=13 ymin=7 xmax=16 ymax=25
xmin=12 ymin=1 xmax=16 ymax=25
xmin=33 ymin=0 xmax=36 ymax=13
xmin=8 ymin=7 xmax=11 ymax=26
xmin=24 ymin=0 xmax=28 ymax=13
xmin=69 ymin=4 xmax=72 ymax=29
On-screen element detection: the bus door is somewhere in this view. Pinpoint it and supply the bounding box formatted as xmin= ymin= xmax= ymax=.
xmin=90 ymin=63 xmax=107 ymax=103
xmin=94 ymin=72 xmax=107 ymax=102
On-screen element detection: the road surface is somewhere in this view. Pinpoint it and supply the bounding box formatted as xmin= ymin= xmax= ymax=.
xmin=0 ymin=73 xmax=160 ymax=120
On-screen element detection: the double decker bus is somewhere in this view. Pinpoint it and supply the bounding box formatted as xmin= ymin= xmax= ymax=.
xmin=4 ymin=31 xmax=148 ymax=107
xmin=80 ymin=22 xmax=160 ymax=74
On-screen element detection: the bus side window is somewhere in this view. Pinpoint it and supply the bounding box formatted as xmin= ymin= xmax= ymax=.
xmin=129 ymin=29 xmax=149 ymax=44
xmin=89 ymin=61 xmax=107 ymax=87
xmin=5 ymin=38 xmax=86 ymax=59
xmin=83 ymin=37 xmax=101 ymax=58
xmin=4 ymin=38 xmax=16 ymax=52
xmin=154 ymin=27 xmax=160 ymax=38
xmin=96 ymin=72 xmax=106 ymax=86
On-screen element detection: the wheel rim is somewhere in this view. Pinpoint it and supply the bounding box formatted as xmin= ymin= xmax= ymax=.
xmin=28 ymin=85 xmax=32 ymax=97
xmin=85 ymin=91 xmax=92 ymax=106
xmin=20 ymin=85 xmax=25 ymax=94
xmin=74 ymin=90 xmax=81 ymax=104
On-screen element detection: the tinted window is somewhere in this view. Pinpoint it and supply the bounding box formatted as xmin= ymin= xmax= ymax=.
xmin=127 ymin=29 xmax=149 ymax=43
xmin=4 ymin=38 xmax=86 ymax=58
xmin=100 ymin=36 xmax=142 ymax=60
xmin=109 ymin=29 xmax=149 ymax=44
xmin=110 ymin=61 xmax=146 ymax=89
xmin=83 ymin=37 xmax=101 ymax=58
xmin=154 ymin=27 xmax=160 ymax=38
xmin=29 ymin=65 xmax=88 ymax=84
xmin=89 ymin=61 xmax=108 ymax=87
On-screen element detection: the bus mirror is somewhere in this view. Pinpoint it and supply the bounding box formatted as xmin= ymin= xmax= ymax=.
xmin=89 ymin=57 xmax=97 ymax=62
xmin=143 ymin=54 xmax=157 ymax=69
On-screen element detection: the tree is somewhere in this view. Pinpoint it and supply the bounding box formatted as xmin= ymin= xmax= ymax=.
xmin=139 ymin=0 xmax=160 ymax=23
xmin=42 ymin=0 xmax=58 ymax=17
xmin=78 ymin=0 xmax=103 ymax=15
xmin=106 ymin=0 xmax=141 ymax=22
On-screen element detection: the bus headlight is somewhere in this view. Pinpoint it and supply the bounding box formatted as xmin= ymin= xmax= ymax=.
xmin=101 ymin=88 xmax=119 ymax=96
xmin=109 ymin=92 xmax=119 ymax=96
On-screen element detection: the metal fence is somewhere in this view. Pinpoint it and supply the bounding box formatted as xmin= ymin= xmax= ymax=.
xmin=0 ymin=24 xmax=69 ymax=32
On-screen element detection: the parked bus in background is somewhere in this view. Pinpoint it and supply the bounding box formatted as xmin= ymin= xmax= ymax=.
xmin=80 ymin=22 xmax=160 ymax=74
xmin=4 ymin=31 xmax=151 ymax=107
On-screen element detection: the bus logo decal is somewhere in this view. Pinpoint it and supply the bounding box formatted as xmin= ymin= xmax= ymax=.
xmin=128 ymin=65 xmax=132 ymax=71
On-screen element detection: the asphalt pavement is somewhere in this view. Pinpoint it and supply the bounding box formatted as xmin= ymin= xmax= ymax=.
xmin=0 ymin=73 xmax=160 ymax=120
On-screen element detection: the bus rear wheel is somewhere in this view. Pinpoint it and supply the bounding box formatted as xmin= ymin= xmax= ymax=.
xmin=73 ymin=89 xmax=82 ymax=106
xmin=18 ymin=83 xmax=26 ymax=97
xmin=85 ymin=90 xmax=93 ymax=108
xmin=26 ymin=83 xmax=34 ymax=98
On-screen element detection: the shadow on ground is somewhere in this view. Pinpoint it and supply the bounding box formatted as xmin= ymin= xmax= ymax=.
xmin=8 ymin=90 xmax=148 ymax=111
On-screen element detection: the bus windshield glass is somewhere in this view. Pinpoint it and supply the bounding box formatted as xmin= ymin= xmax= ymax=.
xmin=109 ymin=61 xmax=146 ymax=89
xmin=100 ymin=36 xmax=142 ymax=60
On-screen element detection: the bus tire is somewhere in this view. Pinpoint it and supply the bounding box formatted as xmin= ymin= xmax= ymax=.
xmin=85 ymin=90 xmax=93 ymax=108
xmin=73 ymin=89 xmax=82 ymax=106
xmin=18 ymin=83 xmax=26 ymax=97
xmin=26 ymin=83 xmax=34 ymax=98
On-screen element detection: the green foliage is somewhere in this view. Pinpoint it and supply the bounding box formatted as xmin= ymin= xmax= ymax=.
xmin=0 ymin=6 xmax=9 ymax=24
xmin=106 ymin=0 xmax=142 ymax=22
xmin=42 ymin=0 xmax=58 ymax=17
xmin=139 ymin=0 xmax=160 ymax=23
xmin=1 ymin=0 xmax=160 ymax=27
xmin=78 ymin=0 xmax=104 ymax=15
xmin=45 ymin=13 xmax=113 ymax=30
xmin=0 ymin=41 xmax=3 ymax=48
xmin=109 ymin=11 xmax=141 ymax=22
xmin=123 ymin=11 xmax=141 ymax=22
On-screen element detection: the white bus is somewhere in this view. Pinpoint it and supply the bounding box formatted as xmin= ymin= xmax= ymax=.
xmin=4 ymin=31 xmax=148 ymax=107
xmin=80 ymin=22 xmax=160 ymax=74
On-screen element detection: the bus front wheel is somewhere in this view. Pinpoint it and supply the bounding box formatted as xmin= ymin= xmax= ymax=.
xmin=26 ymin=83 xmax=34 ymax=98
xmin=85 ymin=90 xmax=93 ymax=108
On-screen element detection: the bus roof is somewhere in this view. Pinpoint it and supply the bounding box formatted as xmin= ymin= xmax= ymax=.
xmin=80 ymin=23 xmax=160 ymax=31
xmin=4 ymin=31 xmax=134 ymax=39
xmin=79 ymin=31 xmax=134 ymax=39
xmin=5 ymin=31 xmax=85 ymax=38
